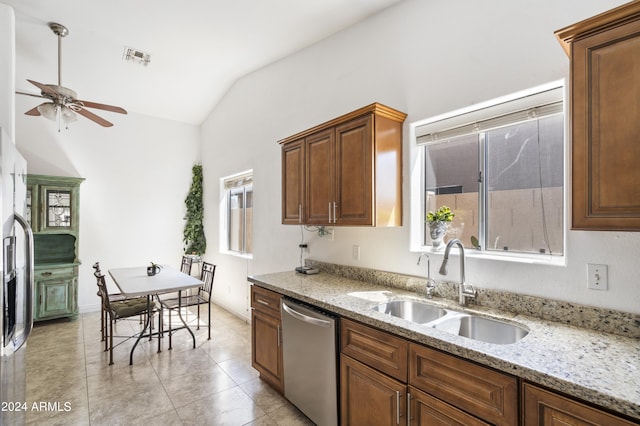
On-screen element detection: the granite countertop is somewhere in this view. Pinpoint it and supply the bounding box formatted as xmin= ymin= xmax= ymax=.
xmin=248 ymin=270 xmax=640 ymax=421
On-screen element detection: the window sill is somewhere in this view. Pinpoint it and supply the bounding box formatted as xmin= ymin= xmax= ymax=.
xmin=414 ymin=246 xmax=566 ymax=267
xmin=221 ymin=250 xmax=253 ymax=260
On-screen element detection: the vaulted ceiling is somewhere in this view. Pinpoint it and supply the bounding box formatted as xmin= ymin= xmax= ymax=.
xmin=4 ymin=0 xmax=403 ymax=125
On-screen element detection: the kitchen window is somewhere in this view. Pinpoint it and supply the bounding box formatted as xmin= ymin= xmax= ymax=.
xmin=411 ymin=81 xmax=565 ymax=258
xmin=221 ymin=171 xmax=253 ymax=256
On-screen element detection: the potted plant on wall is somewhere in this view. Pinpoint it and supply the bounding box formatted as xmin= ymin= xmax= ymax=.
xmin=426 ymin=205 xmax=454 ymax=250
xmin=183 ymin=164 xmax=206 ymax=256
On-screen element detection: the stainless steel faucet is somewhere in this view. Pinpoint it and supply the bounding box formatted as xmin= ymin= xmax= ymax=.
xmin=438 ymin=239 xmax=476 ymax=306
xmin=417 ymin=253 xmax=436 ymax=299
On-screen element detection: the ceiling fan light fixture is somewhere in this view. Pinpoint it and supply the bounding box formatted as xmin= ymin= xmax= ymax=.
xmin=61 ymin=106 xmax=77 ymax=123
xmin=37 ymin=103 xmax=58 ymax=121
xmin=18 ymin=22 xmax=127 ymax=128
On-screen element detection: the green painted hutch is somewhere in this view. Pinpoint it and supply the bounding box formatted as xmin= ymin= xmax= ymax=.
xmin=27 ymin=174 xmax=84 ymax=322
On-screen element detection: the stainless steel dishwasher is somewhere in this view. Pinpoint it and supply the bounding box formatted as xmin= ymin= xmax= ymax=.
xmin=281 ymin=297 xmax=338 ymax=426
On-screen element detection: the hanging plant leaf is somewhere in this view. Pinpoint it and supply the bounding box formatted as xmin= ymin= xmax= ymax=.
xmin=183 ymin=164 xmax=206 ymax=255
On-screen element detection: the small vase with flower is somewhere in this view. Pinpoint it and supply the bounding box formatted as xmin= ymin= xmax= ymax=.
xmin=426 ymin=206 xmax=455 ymax=251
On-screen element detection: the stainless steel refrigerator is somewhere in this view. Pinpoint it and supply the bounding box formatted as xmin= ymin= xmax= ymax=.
xmin=1 ymin=127 xmax=34 ymax=425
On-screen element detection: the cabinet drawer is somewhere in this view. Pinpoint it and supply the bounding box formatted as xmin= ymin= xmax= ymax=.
xmin=522 ymin=382 xmax=638 ymax=426
xmin=35 ymin=265 xmax=76 ymax=280
xmin=251 ymin=285 xmax=282 ymax=317
xmin=409 ymin=343 xmax=517 ymax=426
xmin=341 ymin=318 xmax=408 ymax=382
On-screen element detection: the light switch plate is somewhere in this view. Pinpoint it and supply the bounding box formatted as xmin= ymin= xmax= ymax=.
xmin=587 ymin=264 xmax=608 ymax=290
xmin=352 ymin=245 xmax=360 ymax=260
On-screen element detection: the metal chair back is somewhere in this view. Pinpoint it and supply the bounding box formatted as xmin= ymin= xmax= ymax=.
xmin=95 ymin=273 xmax=112 ymax=313
xmin=180 ymin=256 xmax=194 ymax=275
xmin=199 ymin=262 xmax=216 ymax=302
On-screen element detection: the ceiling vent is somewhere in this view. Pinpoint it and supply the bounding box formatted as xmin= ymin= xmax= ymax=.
xmin=123 ymin=47 xmax=151 ymax=66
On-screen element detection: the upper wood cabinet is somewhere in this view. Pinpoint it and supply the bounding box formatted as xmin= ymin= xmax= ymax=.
xmin=555 ymin=2 xmax=640 ymax=230
xmin=279 ymin=103 xmax=406 ymax=227
xmin=281 ymin=138 xmax=305 ymax=224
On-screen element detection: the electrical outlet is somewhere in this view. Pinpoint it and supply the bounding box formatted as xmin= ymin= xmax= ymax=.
xmin=352 ymin=245 xmax=360 ymax=261
xmin=587 ymin=264 xmax=608 ymax=290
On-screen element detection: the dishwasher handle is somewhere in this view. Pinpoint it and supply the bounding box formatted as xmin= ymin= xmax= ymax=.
xmin=282 ymin=301 xmax=332 ymax=327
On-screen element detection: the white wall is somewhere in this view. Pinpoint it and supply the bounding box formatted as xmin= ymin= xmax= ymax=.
xmin=14 ymin=103 xmax=201 ymax=312
xmin=0 ymin=3 xmax=15 ymax=140
xmin=201 ymin=0 xmax=640 ymax=318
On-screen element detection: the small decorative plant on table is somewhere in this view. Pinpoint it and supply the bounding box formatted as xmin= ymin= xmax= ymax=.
xmin=426 ymin=205 xmax=454 ymax=250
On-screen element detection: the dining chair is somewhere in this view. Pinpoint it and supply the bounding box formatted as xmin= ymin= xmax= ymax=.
xmin=160 ymin=262 xmax=216 ymax=349
xmin=155 ymin=256 xmax=197 ymax=308
xmin=180 ymin=255 xmax=194 ymax=275
xmin=93 ymin=262 xmax=129 ymax=341
xmin=95 ymin=272 xmax=160 ymax=365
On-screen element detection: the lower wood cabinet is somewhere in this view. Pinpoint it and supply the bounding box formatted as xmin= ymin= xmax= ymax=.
xmin=250 ymin=286 xmax=284 ymax=393
xmin=341 ymin=319 xmax=517 ymax=425
xmin=250 ymin=290 xmax=639 ymax=425
xmin=409 ymin=385 xmax=490 ymax=426
xmin=34 ymin=264 xmax=78 ymax=321
xmin=409 ymin=343 xmax=518 ymax=426
xmin=341 ymin=318 xmax=408 ymax=382
xmin=340 ymin=354 xmax=406 ymax=425
xmin=522 ymin=382 xmax=638 ymax=426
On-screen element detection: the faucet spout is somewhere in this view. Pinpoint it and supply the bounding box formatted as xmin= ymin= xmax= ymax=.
xmin=440 ymin=239 xmax=476 ymax=306
xmin=438 ymin=257 xmax=448 ymax=275
xmin=417 ymin=253 xmax=436 ymax=299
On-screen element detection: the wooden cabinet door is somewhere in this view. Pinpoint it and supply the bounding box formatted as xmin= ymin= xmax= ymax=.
xmin=335 ymin=115 xmax=373 ymax=225
xmin=341 ymin=354 xmax=406 ymax=426
xmin=279 ymin=103 xmax=405 ymax=227
xmin=409 ymin=386 xmax=489 ymax=426
xmin=306 ymin=128 xmax=335 ymax=225
xmin=251 ymin=310 xmax=284 ymax=393
xmin=35 ymin=277 xmax=75 ymax=320
xmin=522 ymin=382 xmax=638 ymax=426
xmin=282 ymin=139 xmax=305 ymax=224
xmin=38 ymin=184 xmax=80 ymax=233
xmin=562 ymin=3 xmax=640 ymax=230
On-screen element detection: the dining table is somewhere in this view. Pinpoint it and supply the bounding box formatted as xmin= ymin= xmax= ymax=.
xmin=108 ymin=264 xmax=203 ymax=365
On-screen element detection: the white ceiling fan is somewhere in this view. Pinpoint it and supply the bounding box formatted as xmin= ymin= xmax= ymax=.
xmin=16 ymin=22 xmax=127 ymax=128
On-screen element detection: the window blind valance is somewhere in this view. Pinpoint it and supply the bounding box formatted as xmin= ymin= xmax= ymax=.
xmin=223 ymin=172 xmax=253 ymax=190
xmin=415 ymin=83 xmax=564 ymax=145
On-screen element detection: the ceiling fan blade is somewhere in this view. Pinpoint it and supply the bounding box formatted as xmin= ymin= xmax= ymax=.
xmin=16 ymin=90 xmax=46 ymax=99
xmin=27 ymin=79 xmax=59 ymax=97
xmin=25 ymin=105 xmax=44 ymax=116
xmin=77 ymin=100 xmax=127 ymax=114
xmin=76 ymin=107 xmax=114 ymax=127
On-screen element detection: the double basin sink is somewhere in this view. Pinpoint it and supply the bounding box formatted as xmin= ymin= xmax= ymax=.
xmin=372 ymin=299 xmax=528 ymax=345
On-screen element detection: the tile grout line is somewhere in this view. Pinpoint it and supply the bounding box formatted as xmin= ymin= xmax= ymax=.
xmin=81 ymin=314 xmax=93 ymax=425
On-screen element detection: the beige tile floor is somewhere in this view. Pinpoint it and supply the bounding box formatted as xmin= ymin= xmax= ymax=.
xmin=23 ymin=304 xmax=314 ymax=425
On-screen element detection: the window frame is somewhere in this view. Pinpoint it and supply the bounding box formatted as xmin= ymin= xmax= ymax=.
xmin=409 ymin=81 xmax=567 ymax=265
xmin=219 ymin=170 xmax=253 ymax=259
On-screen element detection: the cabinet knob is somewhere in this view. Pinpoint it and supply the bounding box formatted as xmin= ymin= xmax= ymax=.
xmin=41 ymin=272 xmax=52 ymax=277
